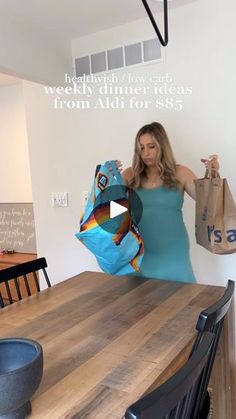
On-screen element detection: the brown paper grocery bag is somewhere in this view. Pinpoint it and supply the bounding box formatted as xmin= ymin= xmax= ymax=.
xmin=195 ymin=174 xmax=236 ymax=254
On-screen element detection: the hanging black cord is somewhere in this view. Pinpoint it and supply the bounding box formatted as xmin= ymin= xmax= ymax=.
xmin=141 ymin=0 xmax=168 ymax=46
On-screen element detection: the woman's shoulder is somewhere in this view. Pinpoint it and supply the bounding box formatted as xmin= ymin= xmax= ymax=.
xmin=175 ymin=164 xmax=197 ymax=183
xmin=121 ymin=166 xmax=134 ymax=185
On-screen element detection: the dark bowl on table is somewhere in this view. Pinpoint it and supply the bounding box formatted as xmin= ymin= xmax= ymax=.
xmin=0 ymin=338 xmax=43 ymax=418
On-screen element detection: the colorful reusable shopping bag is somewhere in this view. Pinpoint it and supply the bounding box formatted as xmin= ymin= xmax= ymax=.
xmin=75 ymin=160 xmax=144 ymax=275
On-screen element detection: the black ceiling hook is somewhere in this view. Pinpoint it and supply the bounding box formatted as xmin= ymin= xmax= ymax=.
xmin=141 ymin=0 xmax=169 ymax=47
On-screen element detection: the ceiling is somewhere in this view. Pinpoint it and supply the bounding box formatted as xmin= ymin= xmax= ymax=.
xmin=0 ymin=73 xmax=22 ymax=87
xmin=0 ymin=0 xmax=197 ymax=86
xmin=0 ymin=0 xmax=197 ymax=41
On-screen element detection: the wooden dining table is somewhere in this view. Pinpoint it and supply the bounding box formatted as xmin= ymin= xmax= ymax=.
xmin=0 ymin=271 xmax=234 ymax=419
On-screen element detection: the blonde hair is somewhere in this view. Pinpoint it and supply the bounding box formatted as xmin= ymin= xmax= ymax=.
xmin=129 ymin=122 xmax=180 ymax=189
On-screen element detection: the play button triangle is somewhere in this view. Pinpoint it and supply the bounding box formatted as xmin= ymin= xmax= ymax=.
xmin=110 ymin=201 xmax=128 ymax=219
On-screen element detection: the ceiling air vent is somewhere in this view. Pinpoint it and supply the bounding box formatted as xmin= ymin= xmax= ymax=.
xmin=74 ymin=37 xmax=163 ymax=77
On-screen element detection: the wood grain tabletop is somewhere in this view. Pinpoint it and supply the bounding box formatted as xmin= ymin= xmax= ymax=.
xmin=0 ymin=271 xmax=232 ymax=419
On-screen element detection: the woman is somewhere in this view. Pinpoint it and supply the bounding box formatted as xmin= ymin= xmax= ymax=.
xmin=118 ymin=122 xmax=219 ymax=283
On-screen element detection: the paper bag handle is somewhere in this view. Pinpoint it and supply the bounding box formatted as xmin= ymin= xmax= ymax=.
xmin=204 ymin=167 xmax=220 ymax=179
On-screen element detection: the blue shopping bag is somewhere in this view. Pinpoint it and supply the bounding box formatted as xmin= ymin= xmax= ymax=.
xmin=75 ymin=160 xmax=144 ymax=275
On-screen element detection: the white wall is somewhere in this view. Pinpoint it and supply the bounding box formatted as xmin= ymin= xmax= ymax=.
xmin=0 ymin=83 xmax=32 ymax=202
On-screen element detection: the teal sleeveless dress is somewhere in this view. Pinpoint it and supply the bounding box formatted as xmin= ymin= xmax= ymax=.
xmin=134 ymin=186 xmax=196 ymax=283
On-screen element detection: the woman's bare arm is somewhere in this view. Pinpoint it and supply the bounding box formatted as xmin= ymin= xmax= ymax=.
xmin=121 ymin=166 xmax=133 ymax=185
xmin=176 ymin=155 xmax=219 ymax=200
xmin=176 ymin=165 xmax=198 ymax=200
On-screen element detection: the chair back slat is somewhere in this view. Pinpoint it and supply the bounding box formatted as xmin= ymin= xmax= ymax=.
xmin=13 ymin=277 xmax=22 ymax=300
xmin=181 ymin=385 xmax=195 ymax=419
xmin=196 ymin=320 xmax=224 ymax=416
xmin=125 ymin=332 xmax=214 ymax=419
xmin=191 ymin=353 xmax=210 ymax=419
xmin=23 ymin=274 xmax=31 ymax=296
xmin=5 ymin=281 xmax=13 ymax=304
xmin=0 ymin=257 xmax=51 ymax=308
xmin=43 ymin=267 xmax=51 ymax=288
xmin=33 ymin=271 xmax=40 ymax=292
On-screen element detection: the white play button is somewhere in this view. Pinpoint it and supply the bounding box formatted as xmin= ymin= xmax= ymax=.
xmin=110 ymin=200 xmax=128 ymax=219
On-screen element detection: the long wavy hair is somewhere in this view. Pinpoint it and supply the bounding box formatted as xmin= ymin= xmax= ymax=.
xmin=129 ymin=122 xmax=180 ymax=189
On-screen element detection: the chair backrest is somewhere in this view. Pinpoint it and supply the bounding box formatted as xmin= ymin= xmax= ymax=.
xmin=125 ymin=332 xmax=214 ymax=419
xmin=0 ymin=257 xmax=51 ymax=308
xmin=189 ymin=279 xmax=235 ymax=417
xmin=195 ymin=280 xmax=235 ymax=334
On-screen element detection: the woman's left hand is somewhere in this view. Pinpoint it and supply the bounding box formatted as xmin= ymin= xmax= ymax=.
xmin=200 ymin=154 xmax=219 ymax=177
xmin=108 ymin=160 xmax=123 ymax=173
xmin=115 ymin=160 xmax=123 ymax=172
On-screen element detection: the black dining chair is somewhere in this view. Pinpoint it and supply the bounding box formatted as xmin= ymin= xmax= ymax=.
xmin=189 ymin=279 xmax=235 ymax=418
xmin=0 ymin=257 xmax=51 ymax=308
xmin=125 ymin=332 xmax=214 ymax=419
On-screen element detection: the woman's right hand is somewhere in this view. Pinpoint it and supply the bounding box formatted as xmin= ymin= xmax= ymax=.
xmin=200 ymin=154 xmax=219 ymax=177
